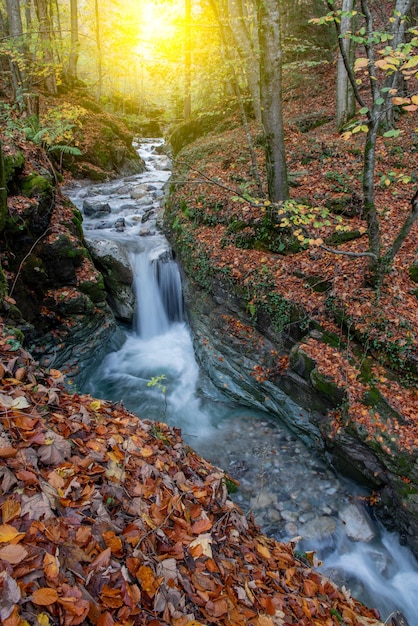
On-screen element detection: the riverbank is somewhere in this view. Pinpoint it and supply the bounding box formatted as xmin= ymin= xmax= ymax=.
xmin=164 ymin=107 xmax=418 ymax=557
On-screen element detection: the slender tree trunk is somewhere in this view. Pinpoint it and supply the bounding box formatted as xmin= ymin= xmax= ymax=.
xmin=94 ymin=0 xmax=102 ymax=102
xmin=208 ymin=0 xmax=263 ymax=195
xmin=34 ymin=0 xmax=57 ymax=94
xmin=5 ymin=0 xmax=27 ymax=100
xmin=226 ymin=0 xmax=262 ymax=125
xmin=257 ymin=0 xmax=288 ymax=202
xmin=336 ymin=0 xmax=356 ymax=128
xmin=68 ymin=0 xmax=79 ymax=84
xmin=0 ymin=142 xmax=6 ymax=233
xmin=184 ymin=0 xmax=191 ymax=119
xmin=22 ymin=0 xmax=32 ymax=30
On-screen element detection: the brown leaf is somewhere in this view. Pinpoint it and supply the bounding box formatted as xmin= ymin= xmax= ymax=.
xmin=0 ymin=467 xmax=17 ymax=492
xmin=37 ymin=430 xmax=71 ymax=465
xmin=43 ymin=552 xmax=60 ymax=581
xmin=21 ymin=492 xmax=54 ymax=520
xmin=0 ymin=524 xmax=24 ymax=543
xmin=191 ymin=517 xmax=212 ymax=534
xmin=303 ymin=578 xmax=318 ymax=597
xmin=97 ymin=613 xmax=115 ymax=626
xmin=32 ymin=588 xmax=59 ymax=606
xmin=0 ymin=544 xmax=28 ymax=564
xmin=89 ymin=547 xmax=111 ymax=572
xmin=0 ymin=572 xmax=21 ymax=621
xmin=100 ymin=585 xmax=123 ymax=609
xmin=205 ymin=597 xmax=229 ymax=617
xmin=1 ymin=500 xmax=21 ymax=524
xmin=0 ymin=447 xmax=17 ymax=459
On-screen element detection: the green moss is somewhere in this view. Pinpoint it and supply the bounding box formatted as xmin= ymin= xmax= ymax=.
xmin=289 ymin=345 xmax=317 ymax=377
xmin=325 ymin=230 xmax=363 ymax=245
xmin=79 ymin=277 xmax=106 ymax=303
xmin=4 ymin=151 xmax=24 ymax=184
xmin=21 ymin=173 xmax=52 ymax=199
xmin=305 ymin=275 xmax=332 ymax=293
xmin=70 ymin=208 xmax=84 ymax=238
xmin=310 ymin=368 xmax=345 ymax=404
xmin=409 ymin=261 xmax=418 ymax=283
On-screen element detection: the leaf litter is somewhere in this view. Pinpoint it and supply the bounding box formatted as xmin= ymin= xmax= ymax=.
xmin=0 ymin=321 xmax=383 ymax=625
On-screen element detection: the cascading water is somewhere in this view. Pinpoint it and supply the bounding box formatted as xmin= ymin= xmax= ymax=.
xmin=66 ymin=138 xmax=418 ymax=626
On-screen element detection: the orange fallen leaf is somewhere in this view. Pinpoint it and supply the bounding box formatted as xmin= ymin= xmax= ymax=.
xmin=0 ymin=523 xmax=23 ymax=543
xmin=1 ymin=500 xmax=21 ymax=524
xmin=32 ymin=588 xmax=59 ymax=606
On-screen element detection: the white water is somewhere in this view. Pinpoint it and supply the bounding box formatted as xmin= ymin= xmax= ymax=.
xmin=69 ymin=139 xmax=418 ymax=626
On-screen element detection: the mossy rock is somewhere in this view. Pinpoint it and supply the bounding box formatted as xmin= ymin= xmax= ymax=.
xmin=71 ymin=162 xmax=108 ymax=181
xmin=40 ymin=234 xmax=85 ymax=285
xmin=52 ymin=291 xmax=95 ymax=315
xmin=169 ymin=112 xmax=228 ymax=155
xmin=310 ymin=368 xmax=345 ymax=405
xmin=289 ymin=344 xmax=317 ymax=378
xmin=410 ymin=260 xmax=418 ymax=283
xmin=79 ymin=277 xmax=106 ymax=304
xmin=294 ymin=112 xmax=333 ymax=133
xmin=21 ymin=173 xmax=53 ymax=199
xmin=325 ymin=230 xmax=363 ymax=245
xmin=305 ymin=275 xmax=332 ymax=293
xmin=4 ymin=151 xmax=25 ymax=187
xmin=70 ymin=207 xmax=84 ymax=238
xmin=325 ymin=194 xmax=362 ymax=218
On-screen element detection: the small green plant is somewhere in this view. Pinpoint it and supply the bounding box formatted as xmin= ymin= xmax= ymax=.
xmin=147 ymin=375 xmax=168 ymax=420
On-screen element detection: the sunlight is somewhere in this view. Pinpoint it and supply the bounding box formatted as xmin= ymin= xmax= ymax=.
xmin=136 ymin=0 xmax=182 ymax=60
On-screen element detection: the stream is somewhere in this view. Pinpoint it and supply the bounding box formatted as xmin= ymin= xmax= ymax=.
xmin=66 ymin=138 xmax=418 ymax=625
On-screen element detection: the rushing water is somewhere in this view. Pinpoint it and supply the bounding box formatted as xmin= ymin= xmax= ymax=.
xmin=67 ymin=139 xmax=418 ymax=625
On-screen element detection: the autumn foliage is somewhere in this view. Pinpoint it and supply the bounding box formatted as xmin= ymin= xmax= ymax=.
xmin=0 ymin=322 xmax=384 ymax=625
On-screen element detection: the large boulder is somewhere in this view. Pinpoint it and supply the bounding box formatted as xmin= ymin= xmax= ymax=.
xmin=86 ymin=238 xmax=135 ymax=322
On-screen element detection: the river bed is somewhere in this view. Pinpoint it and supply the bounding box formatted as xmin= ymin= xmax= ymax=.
xmin=66 ymin=138 xmax=418 ymax=625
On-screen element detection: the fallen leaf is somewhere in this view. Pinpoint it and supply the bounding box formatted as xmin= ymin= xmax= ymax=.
xmin=1 ymin=500 xmax=21 ymax=524
xmin=37 ymin=431 xmax=71 ymax=465
xmin=189 ymin=533 xmax=213 ymax=558
xmin=32 ymin=588 xmax=59 ymax=606
xmin=0 ymin=572 xmax=21 ymax=621
xmin=0 ymin=524 xmax=24 ymax=543
xmin=0 ymin=544 xmax=28 ymax=564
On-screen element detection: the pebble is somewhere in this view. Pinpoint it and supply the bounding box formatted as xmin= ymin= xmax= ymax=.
xmin=195 ymin=413 xmax=370 ymax=545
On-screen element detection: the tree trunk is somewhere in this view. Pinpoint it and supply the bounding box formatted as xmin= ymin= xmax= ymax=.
xmin=34 ymin=0 xmax=57 ymax=94
xmin=257 ymin=0 xmax=288 ymax=202
xmin=184 ymin=0 xmax=191 ymax=120
xmin=94 ymin=0 xmax=102 ymax=102
xmin=0 ymin=142 xmax=6 ymax=307
xmin=68 ymin=0 xmax=79 ymax=84
xmin=336 ymin=0 xmax=356 ymax=128
xmin=0 ymin=142 xmax=6 ymax=233
xmin=5 ymin=0 xmax=27 ymax=99
xmin=226 ymin=0 xmax=262 ymax=125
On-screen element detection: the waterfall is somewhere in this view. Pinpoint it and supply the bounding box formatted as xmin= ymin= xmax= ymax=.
xmin=131 ymin=251 xmax=183 ymax=339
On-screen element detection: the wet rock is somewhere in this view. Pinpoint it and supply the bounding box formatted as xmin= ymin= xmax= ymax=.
xmin=114 ymin=217 xmax=126 ymax=232
xmin=250 ymin=490 xmax=277 ymax=509
xmin=131 ymin=184 xmax=149 ymax=199
xmin=83 ymin=199 xmax=112 ymax=218
xmin=339 ymin=503 xmax=375 ymax=542
xmin=142 ymin=208 xmax=154 ymax=223
xmin=86 ymin=239 xmax=135 ymax=322
xmin=299 ymin=515 xmax=338 ymax=540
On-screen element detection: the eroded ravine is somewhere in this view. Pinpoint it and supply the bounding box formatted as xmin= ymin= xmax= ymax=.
xmin=66 ymin=139 xmax=418 ymax=625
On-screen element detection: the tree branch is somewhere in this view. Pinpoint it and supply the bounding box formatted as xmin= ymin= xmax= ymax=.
xmin=320 ymin=243 xmax=377 ymax=259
